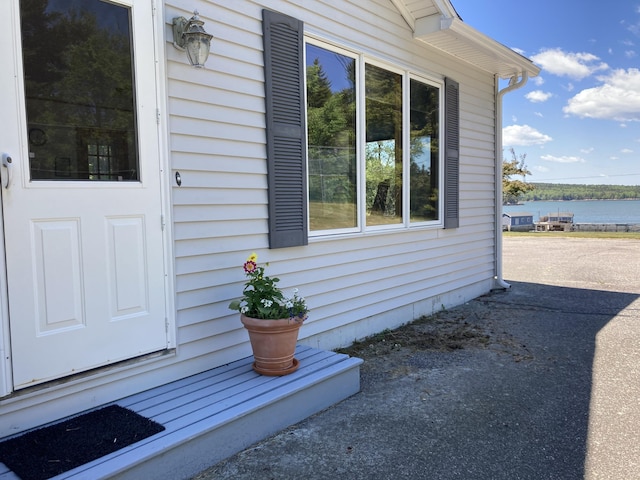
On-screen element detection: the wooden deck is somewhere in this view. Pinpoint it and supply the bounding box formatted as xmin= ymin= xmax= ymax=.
xmin=0 ymin=346 xmax=362 ymax=480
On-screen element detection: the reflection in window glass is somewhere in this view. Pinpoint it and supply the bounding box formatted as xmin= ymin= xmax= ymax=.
xmin=306 ymin=44 xmax=357 ymax=231
xmin=21 ymin=0 xmax=139 ymax=181
xmin=410 ymin=79 xmax=439 ymax=222
xmin=305 ymin=42 xmax=443 ymax=234
xmin=365 ymin=64 xmax=402 ymax=226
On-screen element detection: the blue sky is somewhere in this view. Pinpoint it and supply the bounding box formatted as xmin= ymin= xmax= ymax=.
xmin=452 ymin=0 xmax=640 ymax=185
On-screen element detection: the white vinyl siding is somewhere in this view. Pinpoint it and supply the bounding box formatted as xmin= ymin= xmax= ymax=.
xmin=167 ymin=0 xmax=496 ymax=362
xmin=0 ymin=0 xmax=499 ymax=437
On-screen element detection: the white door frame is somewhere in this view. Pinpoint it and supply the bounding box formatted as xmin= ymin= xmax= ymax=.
xmin=0 ymin=0 xmax=175 ymax=397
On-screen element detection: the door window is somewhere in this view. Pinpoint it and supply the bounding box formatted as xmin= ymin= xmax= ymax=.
xmin=21 ymin=0 xmax=139 ymax=181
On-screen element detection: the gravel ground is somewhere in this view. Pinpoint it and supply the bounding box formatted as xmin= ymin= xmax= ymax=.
xmin=193 ymin=236 xmax=640 ymax=480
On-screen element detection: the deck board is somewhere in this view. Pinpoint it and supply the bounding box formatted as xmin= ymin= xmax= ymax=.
xmin=34 ymin=345 xmax=363 ymax=480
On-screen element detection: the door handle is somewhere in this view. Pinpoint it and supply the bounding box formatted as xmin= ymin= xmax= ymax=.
xmin=2 ymin=154 xmax=12 ymax=189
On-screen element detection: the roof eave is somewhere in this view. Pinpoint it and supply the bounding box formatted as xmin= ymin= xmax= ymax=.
xmin=413 ymin=15 xmax=540 ymax=79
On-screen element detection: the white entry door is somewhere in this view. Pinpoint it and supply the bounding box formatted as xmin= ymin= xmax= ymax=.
xmin=0 ymin=0 xmax=168 ymax=389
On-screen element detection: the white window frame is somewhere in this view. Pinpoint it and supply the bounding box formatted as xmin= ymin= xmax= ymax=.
xmin=304 ymin=38 xmax=445 ymax=238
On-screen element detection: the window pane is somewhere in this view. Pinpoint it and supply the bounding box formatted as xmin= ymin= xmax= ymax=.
xmin=21 ymin=0 xmax=139 ymax=181
xmin=365 ymin=64 xmax=402 ymax=226
xmin=306 ymin=44 xmax=357 ymax=231
xmin=410 ymin=79 xmax=439 ymax=222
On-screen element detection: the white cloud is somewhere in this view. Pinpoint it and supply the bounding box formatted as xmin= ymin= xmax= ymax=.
xmin=503 ymin=125 xmax=553 ymax=147
xmin=534 ymin=112 xmax=544 ymax=117
xmin=533 ymin=76 xmax=545 ymax=86
xmin=580 ymin=147 xmax=594 ymax=154
xmin=531 ymin=48 xmax=609 ymax=80
xmin=626 ymin=50 xmax=637 ymax=58
xmin=563 ymin=68 xmax=640 ymax=121
xmin=621 ymin=148 xmax=634 ymax=153
xmin=525 ymin=90 xmax=553 ymax=103
xmin=532 ymin=165 xmax=550 ymax=173
xmin=541 ymin=154 xmax=585 ymax=163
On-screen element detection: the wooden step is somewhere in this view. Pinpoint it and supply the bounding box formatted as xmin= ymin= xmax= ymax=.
xmin=0 ymin=346 xmax=362 ymax=480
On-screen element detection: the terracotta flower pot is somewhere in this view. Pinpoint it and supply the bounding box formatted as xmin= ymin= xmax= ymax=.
xmin=240 ymin=314 xmax=305 ymax=376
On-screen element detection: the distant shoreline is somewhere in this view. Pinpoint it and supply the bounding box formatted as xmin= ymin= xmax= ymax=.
xmin=504 ymin=230 xmax=640 ymax=239
xmin=504 ymin=197 xmax=640 ymax=206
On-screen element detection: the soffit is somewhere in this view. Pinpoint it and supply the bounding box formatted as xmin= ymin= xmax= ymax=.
xmin=391 ymin=0 xmax=540 ymax=79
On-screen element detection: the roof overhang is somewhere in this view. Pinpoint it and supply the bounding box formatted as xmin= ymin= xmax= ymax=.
xmin=391 ymin=0 xmax=540 ymax=79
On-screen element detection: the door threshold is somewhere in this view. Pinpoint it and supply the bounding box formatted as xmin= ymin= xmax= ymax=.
xmin=5 ymin=349 xmax=175 ymax=400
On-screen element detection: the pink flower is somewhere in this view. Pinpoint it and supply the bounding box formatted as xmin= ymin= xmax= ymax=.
xmin=243 ymin=260 xmax=257 ymax=274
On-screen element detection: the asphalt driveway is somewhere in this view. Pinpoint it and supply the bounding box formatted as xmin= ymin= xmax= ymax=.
xmin=194 ymin=236 xmax=640 ymax=480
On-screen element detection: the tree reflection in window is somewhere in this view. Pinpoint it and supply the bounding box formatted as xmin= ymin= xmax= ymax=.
xmin=306 ymin=44 xmax=357 ymax=231
xmin=20 ymin=0 xmax=139 ymax=181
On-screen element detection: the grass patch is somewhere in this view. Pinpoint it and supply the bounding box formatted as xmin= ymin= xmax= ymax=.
xmin=503 ymin=231 xmax=640 ymax=239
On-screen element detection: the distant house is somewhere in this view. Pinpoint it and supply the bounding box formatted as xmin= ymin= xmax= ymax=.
xmin=536 ymin=212 xmax=575 ymax=231
xmin=0 ymin=0 xmax=539 ymax=463
xmin=502 ymin=212 xmax=534 ymax=231
xmin=544 ymin=212 xmax=575 ymax=223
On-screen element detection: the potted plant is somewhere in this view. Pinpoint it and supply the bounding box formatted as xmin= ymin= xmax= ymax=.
xmin=229 ymin=252 xmax=307 ymax=375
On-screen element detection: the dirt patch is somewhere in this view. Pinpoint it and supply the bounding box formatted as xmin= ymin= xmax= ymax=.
xmin=337 ymin=314 xmax=489 ymax=357
xmin=336 ymin=297 xmax=533 ymax=363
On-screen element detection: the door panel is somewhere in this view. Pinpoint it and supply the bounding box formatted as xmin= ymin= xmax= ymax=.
xmin=107 ymin=216 xmax=148 ymax=318
xmin=33 ymin=219 xmax=84 ymax=333
xmin=1 ymin=0 xmax=168 ymax=389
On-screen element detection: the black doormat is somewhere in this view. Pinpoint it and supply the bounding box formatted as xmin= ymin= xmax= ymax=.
xmin=0 ymin=405 xmax=165 ymax=480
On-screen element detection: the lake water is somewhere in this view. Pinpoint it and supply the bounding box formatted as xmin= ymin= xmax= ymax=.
xmin=503 ymin=199 xmax=640 ymax=224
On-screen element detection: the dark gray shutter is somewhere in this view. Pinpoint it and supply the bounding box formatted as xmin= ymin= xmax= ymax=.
xmin=443 ymin=77 xmax=460 ymax=229
xmin=262 ymin=9 xmax=308 ymax=248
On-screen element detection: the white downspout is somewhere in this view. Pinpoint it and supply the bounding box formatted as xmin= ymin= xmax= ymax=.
xmin=494 ymin=72 xmax=528 ymax=290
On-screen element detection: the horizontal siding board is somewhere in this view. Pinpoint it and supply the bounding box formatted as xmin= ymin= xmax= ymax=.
xmin=170 ymin=136 xmax=264 ymax=160
xmin=171 ymin=119 xmax=265 ymax=144
xmin=171 ymin=171 xmax=265 ymax=190
xmin=173 ymin=205 xmax=266 ymax=223
xmin=170 ymin=100 xmax=265 ymax=129
xmin=170 ymin=153 xmax=266 ymax=174
xmin=172 ymin=187 xmax=266 ymax=207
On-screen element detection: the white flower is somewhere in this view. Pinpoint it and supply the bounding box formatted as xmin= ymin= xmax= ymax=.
xmin=285 ymin=300 xmax=293 ymax=308
xmin=240 ymin=306 xmax=248 ymax=314
xmin=260 ymin=299 xmax=273 ymax=307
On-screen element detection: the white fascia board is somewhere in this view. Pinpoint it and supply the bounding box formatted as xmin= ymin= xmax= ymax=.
xmin=390 ymin=0 xmax=416 ymax=29
xmin=414 ymin=15 xmax=540 ymax=78
xmin=432 ymin=0 xmax=459 ymax=19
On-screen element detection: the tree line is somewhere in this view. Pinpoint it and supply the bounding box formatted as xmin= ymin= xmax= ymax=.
xmin=520 ymin=183 xmax=640 ymax=201
xmin=502 ymin=149 xmax=640 ymax=203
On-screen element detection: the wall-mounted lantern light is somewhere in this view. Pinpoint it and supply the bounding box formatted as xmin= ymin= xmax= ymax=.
xmin=172 ymin=10 xmax=213 ymax=68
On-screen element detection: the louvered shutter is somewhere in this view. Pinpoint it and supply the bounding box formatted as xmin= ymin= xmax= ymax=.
xmin=262 ymin=9 xmax=308 ymax=248
xmin=443 ymin=77 xmax=460 ymax=229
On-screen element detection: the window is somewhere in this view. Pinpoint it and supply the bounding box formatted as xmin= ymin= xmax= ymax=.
xmin=365 ymin=63 xmax=403 ymax=227
xmin=262 ymin=10 xmax=458 ymax=248
xmin=306 ymin=44 xmax=357 ymax=231
xmin=409 ymin=79 xmax=440 ymax=222
xmin=21 ymin=0 xmax=139 ymax=181
xmin=305 ymin=41 xmax=444 ymax=233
